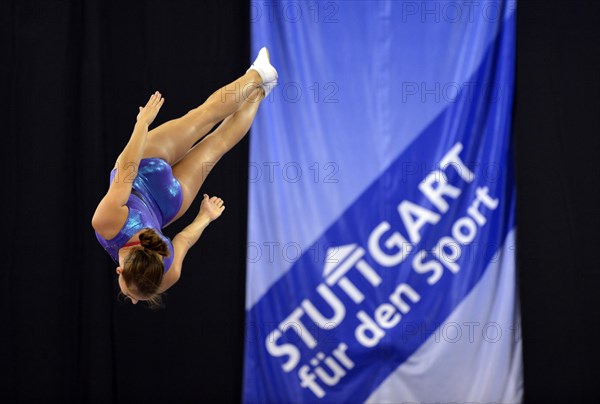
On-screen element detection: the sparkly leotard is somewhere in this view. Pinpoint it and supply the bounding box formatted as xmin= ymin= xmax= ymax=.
xmin=95 ymin=158 xmax=184 ymax=272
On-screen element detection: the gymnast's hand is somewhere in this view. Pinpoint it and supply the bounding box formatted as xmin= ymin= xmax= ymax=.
xmin=199 ymin=194 xmax=225 ymax=222
xmin=136 ymin=91 xmax=165 ymax=126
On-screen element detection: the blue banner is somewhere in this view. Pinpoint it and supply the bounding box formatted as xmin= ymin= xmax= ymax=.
xmin=244 ymin=1 xmax=521 ymax=402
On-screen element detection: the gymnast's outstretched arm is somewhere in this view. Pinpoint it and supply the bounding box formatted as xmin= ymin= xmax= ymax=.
xmin=92 ymin=92 xmax=164 ymax=236
xmin=159 ymin=194 xmax=225 ymax=291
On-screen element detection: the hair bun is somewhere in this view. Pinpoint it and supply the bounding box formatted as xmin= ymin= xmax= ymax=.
xmin=139 ymin=228 xmax=170 ymax=257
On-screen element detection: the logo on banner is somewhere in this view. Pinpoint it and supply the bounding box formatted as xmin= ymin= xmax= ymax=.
xmin=263 ymin=142 xmax=500 ymax=398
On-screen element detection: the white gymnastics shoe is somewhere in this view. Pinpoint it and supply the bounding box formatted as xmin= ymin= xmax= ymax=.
xmin=248 ymin=47 xmax=278 ymax=96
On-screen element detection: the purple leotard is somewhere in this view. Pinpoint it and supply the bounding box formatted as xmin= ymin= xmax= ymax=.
xmin=95 ymin=158 xmax=184 ymax=272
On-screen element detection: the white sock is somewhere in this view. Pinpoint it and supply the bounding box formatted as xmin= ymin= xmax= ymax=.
xmin=248 ymin=47 xmax=278 ymax=91
xmin=262 ymin=79 xmax=278 ymax=97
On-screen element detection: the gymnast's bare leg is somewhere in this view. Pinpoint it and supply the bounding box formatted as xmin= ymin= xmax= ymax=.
xmin=167 ymin=86 xmax=265 ymax=225
xmin=142 ymin=70 xmax=263 ymax=166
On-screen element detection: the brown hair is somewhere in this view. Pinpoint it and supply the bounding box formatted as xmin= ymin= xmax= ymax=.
xmin=121 ymin=228 xmax=170 ymax=309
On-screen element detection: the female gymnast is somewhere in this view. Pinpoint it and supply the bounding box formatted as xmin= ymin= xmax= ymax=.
xmin=92 ymin=48 xmax=278 ymax=308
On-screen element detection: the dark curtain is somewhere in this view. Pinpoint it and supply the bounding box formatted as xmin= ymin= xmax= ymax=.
xmin=514 ymin=0 xmax=600 ymax=402
xmin=1 ymin=1 xmax=249 ymax=402
xmin=2 ymin=0 xmax=600 ymax=403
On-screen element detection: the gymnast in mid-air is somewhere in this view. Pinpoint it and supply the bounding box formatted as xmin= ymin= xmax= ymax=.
xmin=92 ymin=48 xmax=277 ymax=308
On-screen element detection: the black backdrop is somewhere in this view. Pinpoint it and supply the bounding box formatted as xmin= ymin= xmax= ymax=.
xmin=1 ymin=1 xmax=250 ymax=402
xmin=514 ymin=1 xmax=600 ymax=402
xmin=1 ymin=1 xmax=598 ymax=403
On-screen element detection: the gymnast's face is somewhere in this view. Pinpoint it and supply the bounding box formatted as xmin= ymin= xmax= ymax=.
xmin=115 ymin=267 xmax=147 ymax=304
